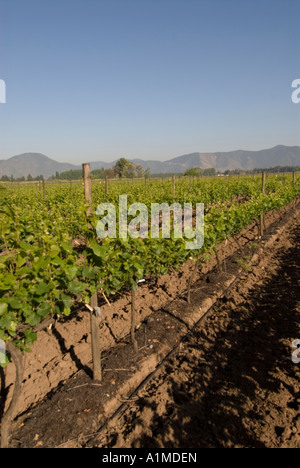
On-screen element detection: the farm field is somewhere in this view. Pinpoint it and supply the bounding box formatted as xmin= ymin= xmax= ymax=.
xmin=0 ymin=173 xmax=299 ymax=448
xmin=8 ymin=198 xmax=300 ymax=448
xmin=0 ymin=173 xmax=298 ymax=351
xmin=95 ymin=210 xmax=300 ymax=449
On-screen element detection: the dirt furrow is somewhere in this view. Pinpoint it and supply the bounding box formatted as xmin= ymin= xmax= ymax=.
xmin=95 ymin=219 xmax=300 ymax=448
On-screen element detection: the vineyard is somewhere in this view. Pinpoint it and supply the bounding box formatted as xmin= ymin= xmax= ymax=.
xmin=0 ymin=171 xmax=299 ymax=447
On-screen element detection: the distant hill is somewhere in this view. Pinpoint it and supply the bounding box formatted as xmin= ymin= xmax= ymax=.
xmin=84 ymin=145 xmax=300 ymax=174
xmin=0 ymin=153 xmax=80 ymax=179
xmin=1 ymin=145 xmax=300 ymax=178
xmin=165 ymin=145 xmax=300 ymax=173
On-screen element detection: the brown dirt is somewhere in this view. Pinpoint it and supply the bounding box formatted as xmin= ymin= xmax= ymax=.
xmin=95 ymin=211 xmax=300 ymax=449
xmin=2 ymin=200 xmax=300 ymax=448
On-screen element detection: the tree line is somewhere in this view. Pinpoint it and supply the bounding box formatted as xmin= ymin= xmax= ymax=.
xmin=49 ymin=159 xmax=151 ymax=180
xmin=0 ymin=174 xmax=45 ymax=182
xmin=184 ymin=166 xmax=300 ymax=177
xmin=1 ymin=159 xmax=299 ymax=182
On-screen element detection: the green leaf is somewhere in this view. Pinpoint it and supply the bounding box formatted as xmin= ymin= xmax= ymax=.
xmin=24 ymin=329 xmax=37 ymax=345
xmin=50 ymin=245 xmax=61 ymax=258
xmin=37 ymin=302 xmax=52 ymax=318
xmin=33 ymin=256 xmax=51 ymax=271
xmin=0 ymin=303 xmax=8 ymax=316
xmin=8 ymin=298 xmax=23 ymax=309
xmin=82 ymin=266 xmax=97 ymax=280
xmin=35 ymin=281 xmax=52 ymax=295
xmin=68 ymin=281 xmax=87 ymax=295
xmin=60 ymin=241 xmax=73 ymax=253
xmin=62 ymin=307 xmax=71 ymax=316
xmin=26 ymin=314 xmax=42 ymax=327
xmin=19 ymin=241 xmax=35 ymax=252
xmin=60 ymin=293 xmax=73 ymax=309
xmin=90 ymin=240 xmax=107 ymax=259
xmin=64 ymin=266 xmax=78 ymax=281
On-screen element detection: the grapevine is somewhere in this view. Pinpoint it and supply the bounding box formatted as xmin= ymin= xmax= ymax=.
xmin=0 ymin=173 xmax=298 ymax=359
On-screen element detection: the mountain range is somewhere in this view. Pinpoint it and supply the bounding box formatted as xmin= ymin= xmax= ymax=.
xmin=0 ymin=145 xmax=300 ymax=178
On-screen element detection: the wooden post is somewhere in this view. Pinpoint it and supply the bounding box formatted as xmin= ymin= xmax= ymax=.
xmin=90 ymin=292 xmax=102 ymax=381
xmin=131 ymin=287 xmax=138 ymax=353
xmin=70 ymin=180 xmax=73 ymax=194
xmin=187 ymin=259 xmax=199 ymax=304
xmin=105 ymin=175 xmax=109 ymax=197
xmin=82 ymin=163 xmax=93 ymax=217
xmin=82 ymin=163 xmax=101 ymax=381
xmin=172 ymin=174 xmax=176 ymax=198
xmin=260 ymin=172 xmax=266 ymax=237
xmin=262 ymin=171 xmax=266 ymax=194
xmin=42 ymin=179 xmax=46 ymax=199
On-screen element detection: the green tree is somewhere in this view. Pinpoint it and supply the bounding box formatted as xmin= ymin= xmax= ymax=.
xmin=135 ymin=164 xmax=144 ymax=178
xmin=184 ymin=167 xmax=202 ymax=176
xmin=114 ymin=158 xmax=129 ymax=178
xmin=114 ymin=158 xmax=137 ymax=178
xmin=203 ymin=168 xmax=217 ymax=176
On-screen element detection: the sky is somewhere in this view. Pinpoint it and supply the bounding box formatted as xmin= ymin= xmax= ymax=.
xmin=0 ymin=0 xmax=299 ymax=164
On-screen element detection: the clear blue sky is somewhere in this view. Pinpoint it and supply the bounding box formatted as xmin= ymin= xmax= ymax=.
xmin=0 ymin=0 xmax=299 ymax=164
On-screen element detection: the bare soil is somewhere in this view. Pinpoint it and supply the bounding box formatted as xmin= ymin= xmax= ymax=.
xmin=3 ymin=202 xmax=300 ymax=448
xmin=95 ymin=220 xmax=300 ymax=449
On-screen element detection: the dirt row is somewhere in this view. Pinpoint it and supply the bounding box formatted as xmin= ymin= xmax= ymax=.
xmin=5 ymin=198 xmax=300 ymax=448
xmin=94 ymin=205 xmax=300 ymax=448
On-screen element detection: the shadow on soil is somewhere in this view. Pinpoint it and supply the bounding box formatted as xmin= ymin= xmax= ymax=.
xmin=127 ymin=224 xmax=300 ymax=448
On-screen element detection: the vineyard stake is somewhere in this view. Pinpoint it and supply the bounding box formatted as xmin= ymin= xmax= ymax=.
xmin=90 ymin=293 xmax=102 ymax=382
xmin=105 ymin=175 xmax=109 ymax=197
xmin=262 ymin=171 xmax=266 ymax=193
xmin=82 ymin=163 xmax=102 ymax=381
xmin=83 ymin=163 xmax=93 ymax=217
xmin=260 ymin=171 xmax=266 ymax=237
xmin=173 ymin=174 xmax=176 ymax=198
xmin=187 ymin=258 xmax=200 ymax=303
xmin=215 ymin=248 xmax=223 ymax=274
xmin=131 ymin=287 xmax=138 ymax=353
